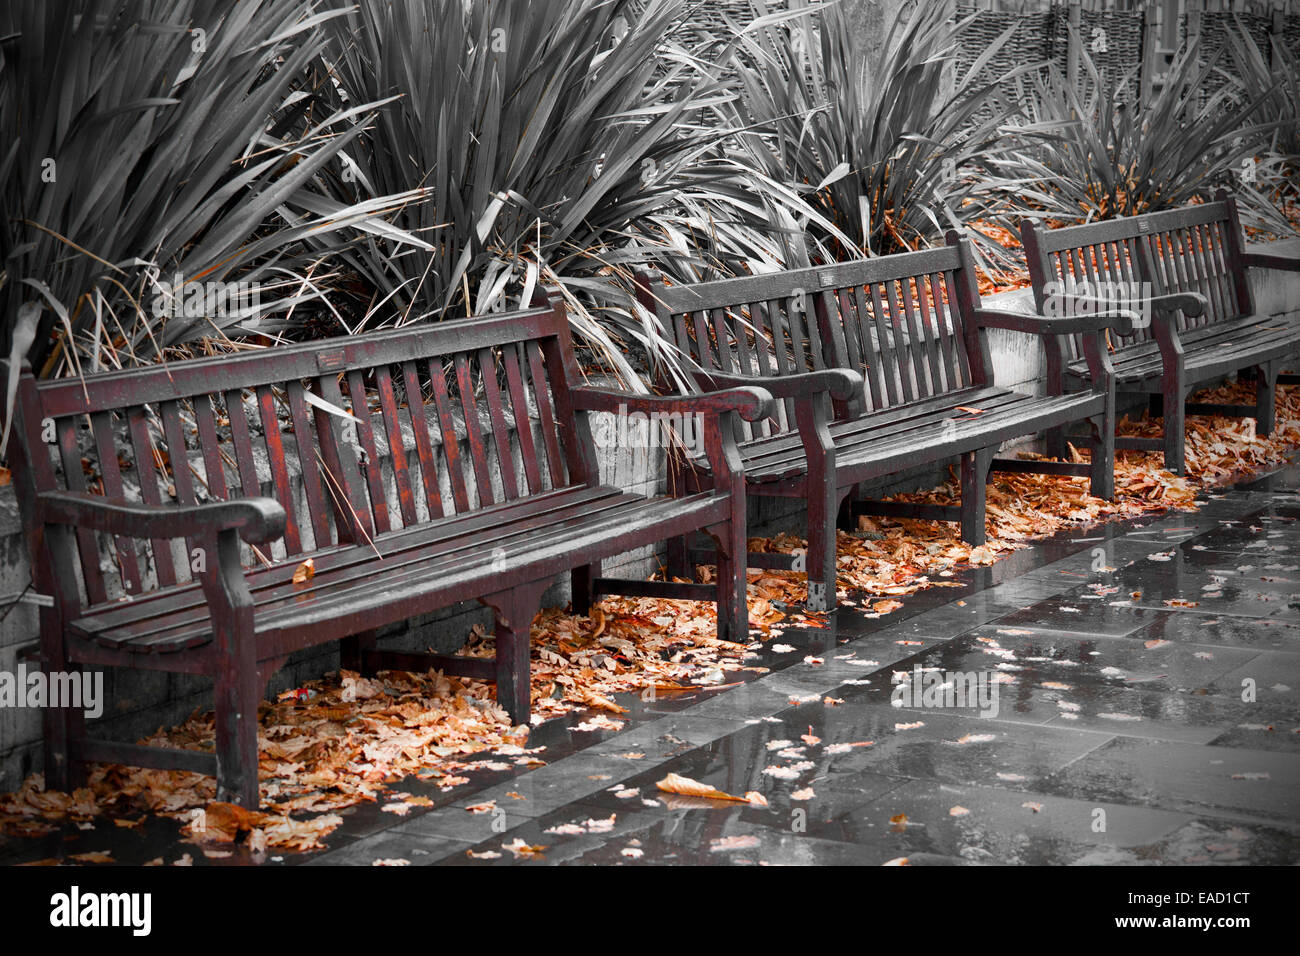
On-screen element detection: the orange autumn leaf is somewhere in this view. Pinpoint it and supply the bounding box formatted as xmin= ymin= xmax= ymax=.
xmin=655 ymin=772 xmax=748 ymax=803
xmin=69 ymin=850 xmax=113 ymax=863
xmin=502 ymin=838 xmax=546 ymax=858
xmin=292 ymin=558 xmax=315 ymax=586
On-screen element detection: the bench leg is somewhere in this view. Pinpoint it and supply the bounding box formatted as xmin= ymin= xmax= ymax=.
xmin=1089 ymin=388 xmax=1117 ymax=500
xmin=1255 ymin=361 xmax=1279 ymax=436
xmin=836 ymin=483 xmax=861 ymax=531
xmin=214 ymin=661 xmax=266 ymax=809
xmin=42 ymin=700 xmax=84 ymax=794
xmin=664 ymin=461 xmax=695 ymax=581
xmin=706 ymin=510 xmax=750 ymax=644
xmin=482 ymin=582 xmax=549 ymax=726
xmin=1045 ymin=347 xmax=1069 ymax=460
xmin=1045 ymin=425 xmax=1069 ymax=461
xmin=959 ymin=448 xmax=994 ymax=545
xmin=1163 ymin=377 xmax=1186 ymax=476
xmin=665 ymin=535 xmax=690 ymax=580
xmin=38 ymin=609 xmax=85 ymax=792
xmin=571 ymin=561 xmax=601 ymax=616
xmin=340 ymin=630 xmax=378 ymax=674
xmin=803 ymin=462 xmax=840 ymax=614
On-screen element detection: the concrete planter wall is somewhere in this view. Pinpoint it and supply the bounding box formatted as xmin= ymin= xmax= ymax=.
xmin=1 ymin=237 xmax=1296 ymax=790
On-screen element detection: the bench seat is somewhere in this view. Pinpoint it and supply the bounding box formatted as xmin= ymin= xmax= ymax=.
xmin=66 ymin=486 xmax=729 ymax=657
xmin=1066 ymin=313 xmax=1300 ymax=389
xmin=739 ymin=386 xmax=1104 ymax=485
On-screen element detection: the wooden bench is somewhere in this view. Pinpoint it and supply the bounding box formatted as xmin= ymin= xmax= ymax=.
xmin=1021 ymin=190 xmax=1300 ymax=475
xmin=636 ymin=234 xmax=1132 ymax=612
xmin=6 ymin=296 xmax=771 ymax=807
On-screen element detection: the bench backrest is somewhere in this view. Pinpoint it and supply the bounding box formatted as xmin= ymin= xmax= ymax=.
xmin=8 ymin=297 xmax=596 ymax=607
xmin=1021 ymin=191 xmax=1254 ymax=365
xmin=635 ymin=238 xmax=989 ymax=440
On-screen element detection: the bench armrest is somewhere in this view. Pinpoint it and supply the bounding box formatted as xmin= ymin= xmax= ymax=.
xmin=974 ymin=308 xmax=1137 ymax=337
xmin=691 ymin=368 xmax=863 ymax=402
xmin=1242 ymin=251 xmax=1300 ymax=273
xmin=37 ymin=491 xmax=287 ymax=545
xmin=1144 ymin=291 xmax=1207 ymax=317
xmin=570 ymin=385 xmax=774 ymax=423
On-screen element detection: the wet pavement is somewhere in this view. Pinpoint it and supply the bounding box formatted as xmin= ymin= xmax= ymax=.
xmin=5 ymin=461 xmax=1300 ymax=866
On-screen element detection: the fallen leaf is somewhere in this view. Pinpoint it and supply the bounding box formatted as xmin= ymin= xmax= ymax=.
xmin=292 ymin=558 xmax=315 ymax=585
xmin=501 ymin=838 xmax=546 ymax=858
xmin=709 ymin=834 xmax=760 ymax=852
xmin=655 ymin=772 xmax=747 ymax=803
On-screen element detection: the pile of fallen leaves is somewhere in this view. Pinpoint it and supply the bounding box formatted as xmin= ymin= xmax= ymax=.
xmin=0 ymin=668 xmax=538 ymax=851
xmin=3 ymin=382 xmax=1298 ymax=853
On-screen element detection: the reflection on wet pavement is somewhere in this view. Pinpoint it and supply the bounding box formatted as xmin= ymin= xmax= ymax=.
xmin=7 ymin=463 xmax=1300 ymax=866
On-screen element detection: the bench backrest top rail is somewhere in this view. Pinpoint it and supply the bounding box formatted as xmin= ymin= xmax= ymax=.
xmin=33 ymin=305 xmax=562 ymax=417
xmin=1022 ymin=199 xmax=1234 ymax=254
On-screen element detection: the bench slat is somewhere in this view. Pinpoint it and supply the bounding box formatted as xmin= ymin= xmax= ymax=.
xmin=934 ymin=272 xmax=960 ymax=391
xmin=866 ymin=281 xmax=900 ymax=407
xmin=501 ymin=343 xmax=543 ymax=494
xmin=526 ymin=340 xmax=566 ymax=489
xmin=477 ymin=348 xmax=520 ymax=499
xmin=287 ymin=381 xmax=332 ymax=551
xmin=313 ymin=373 xmax=372 ymax=544
xmin=193 ymin=394 xmax=230 ymax=502
xmin=92 ymin=410 xmax=142 ymax=594
xmin=345 ymin=369 xmax=390 ymax=535
xmin=742 ymin=300 xmax=781 ymax=437
xmin=225 ymin=389 xmax=262 ymax=507
xmin=56 ymin=415 xmax=108 ymax=604
xmin=159 ymin=399 xmax=200 ymax=582
xmin=257 ymin=385 xmax=301 ymax=555
xmin=374 ymin=365 xmax=417 ymax=527
xmin=122 ymin=403 xmax=174 ymax=590
xmin=427 ymin=358 xmax=471 ymax=514
xmin=758 ymin=297 xmax=797 ymax=429
xmin=401 ymin=360 xmax=444 ymax=519
xmin=455 ymin=353 xmax=494 ymax=508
